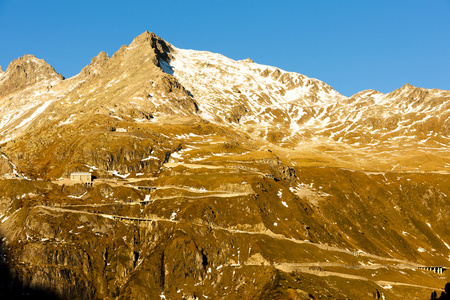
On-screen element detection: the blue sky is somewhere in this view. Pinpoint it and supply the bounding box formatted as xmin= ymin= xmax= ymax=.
xmin=1 ymin=0 xmax=449 ymax=96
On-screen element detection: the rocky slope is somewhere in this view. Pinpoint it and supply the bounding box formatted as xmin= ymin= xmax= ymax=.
xmin=0 ymin=31 xmax=449 ymax=299
xmin=168 ymin=45 xmax=450 ymax=170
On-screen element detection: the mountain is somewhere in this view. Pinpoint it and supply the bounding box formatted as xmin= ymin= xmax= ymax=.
xmin=0 ymin=31 xmax=449 ymax=299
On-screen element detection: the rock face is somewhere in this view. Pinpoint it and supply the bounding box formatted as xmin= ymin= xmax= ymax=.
xmin=0 ymin=55 xmax=63 ymax=97
xmin=0 ymin=32 xmax=449 ymax=299
xmin=79 ymin=51 xmax=109 ymax=78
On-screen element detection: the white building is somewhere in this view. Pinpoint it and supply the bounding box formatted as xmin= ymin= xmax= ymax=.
xmin=70 ymin=172 xmax=92 ymax=183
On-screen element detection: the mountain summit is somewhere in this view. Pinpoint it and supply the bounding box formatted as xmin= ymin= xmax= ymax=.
xmin=0 ymin=54 xmax=63 ymax=97
xmin=0 ymin=32 xmax=449 ymax=299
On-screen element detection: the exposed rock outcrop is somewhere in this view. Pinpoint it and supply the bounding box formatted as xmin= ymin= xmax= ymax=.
xmin=79 ymin=51 xmax=109 ymax=78
xmin=0 ymin=55 xmax=64 ymax=97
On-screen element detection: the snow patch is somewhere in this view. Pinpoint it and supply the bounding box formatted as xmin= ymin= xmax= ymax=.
xmin=112 ymin=171 xmax=130 ymax=179
xmin=142 ymin=155 xmax=159 ymax=161
xmin=68 ymin=192 xmax=87 ymax=199
xmin=59 ymin=114 xmax=77 ymax=125
xmin=15 ymin=101 xmax=53 ymax=130
xmin=170 ymin=152 xmax=182 ymax=159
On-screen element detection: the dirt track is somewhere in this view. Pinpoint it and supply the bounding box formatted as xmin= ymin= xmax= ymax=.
xmin=33 ymin=204 xmax=447 ymax=293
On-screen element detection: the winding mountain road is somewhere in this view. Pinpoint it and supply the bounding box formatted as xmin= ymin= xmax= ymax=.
xmin=32 ymin=204 xmax=447 ymax=293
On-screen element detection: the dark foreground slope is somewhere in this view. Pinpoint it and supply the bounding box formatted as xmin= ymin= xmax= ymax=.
xmin=1 ymin=125 xmax=450 ymax=299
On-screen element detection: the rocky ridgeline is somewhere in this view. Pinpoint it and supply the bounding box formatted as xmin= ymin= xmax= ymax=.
xmin=0 ymin=55 xmax=63 ymax=98
xmin=79 ymin=51 xmax=110 ymax=78
xmin=169 ymin=44 xmax=450 ymax=148
xmin=1 ymin=31 xmax=449 ymax=158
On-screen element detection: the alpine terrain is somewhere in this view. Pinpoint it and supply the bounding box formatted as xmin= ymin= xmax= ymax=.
xmin=1 ymin=31 xmax=450 ymax=299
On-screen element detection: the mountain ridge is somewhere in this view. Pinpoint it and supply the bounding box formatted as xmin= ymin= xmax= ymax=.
xmin=1 ymin=31 xmax=450 ymax=174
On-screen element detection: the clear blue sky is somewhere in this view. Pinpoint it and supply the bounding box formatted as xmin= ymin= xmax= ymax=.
xmin=1 ymin=0 xmax=449 ymax=96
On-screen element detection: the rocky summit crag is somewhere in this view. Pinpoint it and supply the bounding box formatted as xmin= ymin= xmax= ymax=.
xmin=0 ymin=31 xmax=449 ymax=299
